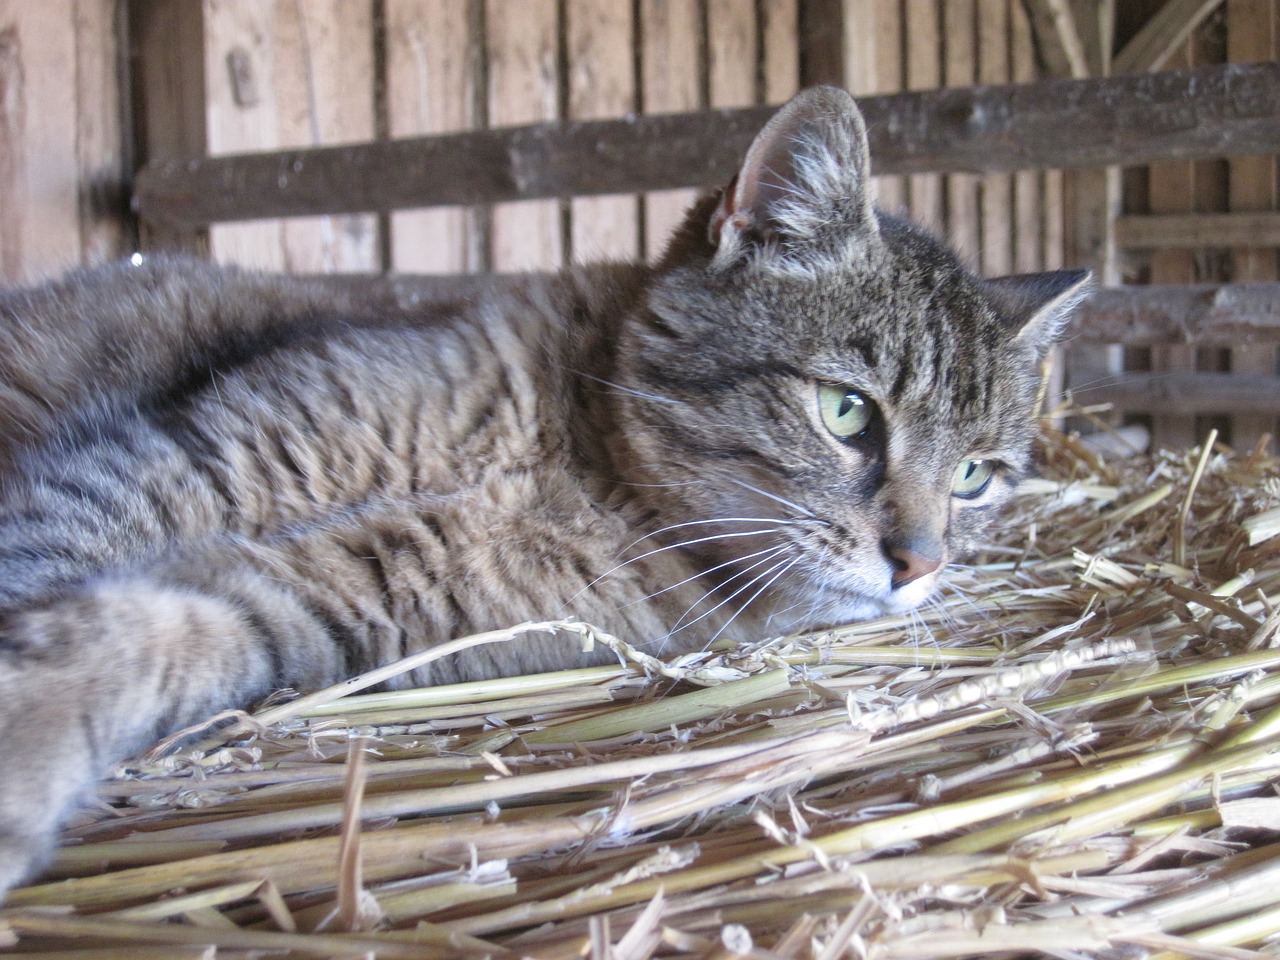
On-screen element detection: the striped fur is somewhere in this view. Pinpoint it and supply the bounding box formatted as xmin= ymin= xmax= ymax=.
xmin=0 ymin=87 xmax=1087 ymax=894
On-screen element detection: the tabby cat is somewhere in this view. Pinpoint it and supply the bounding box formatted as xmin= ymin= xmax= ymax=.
xmin=0 ymin=87 xmax=1087 ymax=894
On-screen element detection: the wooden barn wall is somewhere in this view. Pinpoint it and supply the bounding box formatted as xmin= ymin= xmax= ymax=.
xmin=2 ymin=1 xmax=1280 ymax=449
xmin=0 ymin=0 xmax=128 ymax=284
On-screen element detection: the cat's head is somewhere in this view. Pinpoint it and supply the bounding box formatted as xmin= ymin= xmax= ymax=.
xmin=615 ymin=86 xmax=1089 ymax=634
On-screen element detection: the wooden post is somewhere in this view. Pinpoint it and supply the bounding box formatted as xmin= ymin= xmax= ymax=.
xmin=1146 ymin=41 xmax=1201 ymax=451
xmin=1226 ymin=0 xmax=1278 ymax=451
xmin=978 ymin=0 xmax=1013 ymax=276
xmin=566 ymin=0 xmax=638 ymax=263
xmin=129 ymin=0 xmax=209 ymax=256
xmin=201 ymin=0 xmax=378 ymax=272
xmin=943 ymin=0 xmax=980 ymax=266
xmin=905 ymin=0 xmax=942 ymax=230
xmin=385 ymin=0 xmax=481 ymax=274
xmin=843 ymin=0 xmax=904 ymax=215
xmin=486 ymin=0 xmax=561 ymax=272
xmin=640 ymin=0 xmax=702 ymax=263
xmin=1 ymin=0 xmax=127 ymax=282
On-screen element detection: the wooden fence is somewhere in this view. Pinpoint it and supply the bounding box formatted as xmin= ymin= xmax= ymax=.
xmin=2 ymin=0 xmax=1279 ymax=449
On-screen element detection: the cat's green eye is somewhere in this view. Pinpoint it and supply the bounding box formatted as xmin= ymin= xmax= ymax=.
xmin=818 ymin=384 xmax=873 ymax=439
xmin=952 ymin=459 xmax=995 ymax=498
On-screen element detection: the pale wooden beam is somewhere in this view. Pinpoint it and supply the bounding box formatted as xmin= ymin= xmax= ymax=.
xmin=1115 ymin=211 xmax=1280 ymax=248
xmin=1022 ymin=0 xmax=1089 ymax=78
xmin=1113 ymin=0 xmax=1223 ymax=74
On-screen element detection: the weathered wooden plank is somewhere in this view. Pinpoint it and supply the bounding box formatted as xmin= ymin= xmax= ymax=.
xmin=1116 ymin=211 xmax=1280 ymax=249
xmin=202 ymin=0 xmax=378 ymax=272
xmin=0 ymin=1 xmax=88 ymax=282
xmin=1011 ymin=0 xmax=1043 ymax=274
xmin=709 ymin=0 xmax=757 ymax=108
xmin=486 ymin=0 xmax=561 ymax=272
xmin=904 ymin=0 xmax=942 ymax=229
xmin=133 ymin=62 xmax=1280 ymax=228
xmin=1147 ymin=41 xmax=1201 ymax=450
xmin=943 ymin=0 xmax=980 ymax=264
xmin=385 ymin=0 xmax=480 ymax=274
xmin=1068 ymin=283 xmax=1280 ymax=344
xmin=567 ymin=0 xmax=638 ymax=263
xmin=762 ymin=0 xmax=799 ymax=103
xmin=303 ymin=274 xmax=1280 ymax=347
xmin=1082 ymin=372 xmax=1280 ymax=416
xmin=74 ymin=0 xmax=129 ymax=267
xmin=130 ymin=0 xmax=209 ymax=255
xmin=1226 ymin=0 xmax=1278 ymax=450
xmin=1112 ymin=0 xmax=1222 ymax=74
xmin=797 ymin=0 xmax=842 ymax=88
xmin=640 ymin=0 xmax=702 ymax=261
xmin=844 ymin=0 xmax=904 ymax=214
xmin=978 ymin=0 xmax=1013 ymax=276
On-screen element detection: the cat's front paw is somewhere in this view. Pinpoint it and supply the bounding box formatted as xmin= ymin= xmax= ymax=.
xmin=0 ymin=820 xmax=58 ymax=901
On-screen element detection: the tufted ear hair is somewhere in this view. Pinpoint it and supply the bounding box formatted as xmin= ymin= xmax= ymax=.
xmin=984 ymin=269 xmax=1093 ymax=358
xmin=709 ymin=86 xmax=878 ymax=268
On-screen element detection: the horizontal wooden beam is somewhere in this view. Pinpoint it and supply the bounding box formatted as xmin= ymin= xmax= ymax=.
xmin=1115 ymin=212 xmax=1280 ymax=249
xmin=133 ymin=61 xmax=1280 ymax=229
xmin=1079 ymin=372 xmax=1280 ymax=416
xmin=1070 ymin=283 xmax=1280 ymax=345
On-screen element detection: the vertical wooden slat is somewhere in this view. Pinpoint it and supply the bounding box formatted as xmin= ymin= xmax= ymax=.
xmin=486 ymin=0 xmax=561 ymax=272
xmin=204 ymin=0 xmax=378 ymax=273
xmin=278 ymin=0 xmax=378 ymax=273
xmin=385 ymin=0 xmax=479 ymax=274
xmin=977 ymin=0 xmax=1012 ymax=276
xmin=905 ymin=0 xmax=942 ymax=230
xmin=1010 ymin=0 xmax=1043 ymax=274
xmin=74 ymin=0 xmax=129 ymax=266
xmin=1061 ymin=0 xmax=1119 ymax=425
xmin=762 ymin=0 xmax=798 ymax=103
xmin=0 ymin=1 xmax=87 ymax=282
xmin=844 ymin=0 xmax=904 ymax=214
xmin=1147 ymin=40 xmax=1199 ymax=450
xmin=707 ymin=0 xmax=756 ymax=108
xmin=943 ymin=0 xmax=979 ymax=265
xmin=1226 ymin=0 xmax=1278 ymax=450
xmin=640 ymin=0 xmax=701 ymax=262
xmin=567 ymin=0 xmax=639 ymax=263
xmin=130 ymin=0 xmax=209 ymax=256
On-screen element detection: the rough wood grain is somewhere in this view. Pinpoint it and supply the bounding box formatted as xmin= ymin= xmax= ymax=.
xmin=1116 ymin=211 xmax=1280 ymax=249
xmin=0 ymin=1 xmax=88 ymax=282
xmin=978 ymin=0 xmax=1013 ymax=276
xmin=844 ymin=0 xmax=904 ymax=214
xmin=904 ymin=0 xmax=942 ymax=229
xmin=385 ymin=0 xmax=479 ymax=274
xmin=1112 ymin=0 xmax=1222 ymax=74
xmin=1226 ymin=0 xmax=1278 ymax=450
xmin=486 ymin=0 xmax=561 ymax=272
xmin=132 ymin=62 xmax=1280 ymax=228
xmin=944 ymin=0 xmax=980 ymax=265
xmin=640 ymin=0 xmax=702 ymax=262
xmin=567 ymin=0 xmax=637 ymax=263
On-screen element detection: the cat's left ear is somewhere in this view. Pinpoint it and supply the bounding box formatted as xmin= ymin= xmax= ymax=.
xmin=985 ymin=269 xmax=1093 ymax=357
xmin=709 ymin=86 xmax=877 ymax=267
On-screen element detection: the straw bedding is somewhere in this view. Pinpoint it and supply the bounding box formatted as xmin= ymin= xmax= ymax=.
xmin=2 ymin=424 xmax=1280 ymax=959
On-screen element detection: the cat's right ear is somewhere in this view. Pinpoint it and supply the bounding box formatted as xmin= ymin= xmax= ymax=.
xmin=709 ymin=86 xmax=878 ymax=269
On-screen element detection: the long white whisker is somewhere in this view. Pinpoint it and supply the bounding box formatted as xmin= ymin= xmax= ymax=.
xmin=570 ymin=370 xmax=683 ymax=405
xmin=561 ymin=527 xmax=785 ymax=610
xmin=718 ymin=473 xmax=822 ymax=522
xmin=624 ymin=516 xmax=801 ymax=551
xmin=621 ymin=543 xmax=789 ymax=608
xmin=705 ymin=556 xmax=803 ymax=649
xmin=663 ymin=551 xmax=798 ymax=645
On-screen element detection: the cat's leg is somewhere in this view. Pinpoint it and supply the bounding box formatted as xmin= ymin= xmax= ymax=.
xmin=0 ymin=481 xmax=681 ymax=896
xmin=0 ymin=411 xmax=225 ymax=610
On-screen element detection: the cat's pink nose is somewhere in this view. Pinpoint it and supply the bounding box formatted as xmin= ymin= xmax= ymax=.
xmin=886 ymin=544 xmax=943 ymax=589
